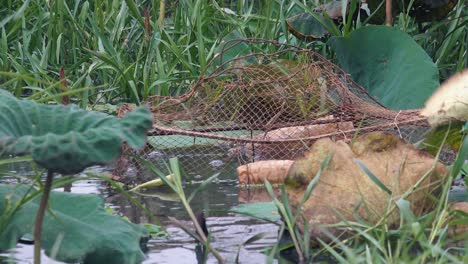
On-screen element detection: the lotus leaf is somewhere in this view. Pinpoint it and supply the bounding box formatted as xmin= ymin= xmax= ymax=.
xmin=0 ymin=184 xmax=148 ymax=264
xmin=0 ymin=90 xmax=153 ymax=174
xmin=328 ymin=26 xmax=440 ymax=109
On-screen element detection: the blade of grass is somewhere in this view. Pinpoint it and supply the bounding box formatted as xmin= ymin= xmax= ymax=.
xmin=354 ymin=159 xmax=392 ymax=195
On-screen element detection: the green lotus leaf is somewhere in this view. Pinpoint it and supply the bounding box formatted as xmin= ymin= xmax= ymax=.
xmin=328 ymin=25 xmax=440 ymax=109
xmin=0 ymin=90 xmax=153 ymax=174
xmin=0 ymin=184 xmax=148 ymax=263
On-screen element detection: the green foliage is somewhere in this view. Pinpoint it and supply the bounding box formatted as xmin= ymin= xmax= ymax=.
xmin=0 ymin=90 xmax=152 ymax=174
xmin=136 ymin=156 xmax=224 ymax=262
xmin=0 ymin=0 xmax=468 ymax=104
xmin=354 ymin=159 xmax=393 ymax=195
xmin=0 ymin=184 xmax=148 ymax=264
xmin=1 ymin=1 xmax=465 ymax=105
xmin=0 ymin=1 xmax=300 ymax=103
xmin=315 ymin=196 xmax=465 ymax=263
xmin=420 ymin=121 xmax=464 ymax=155
xmin=286 ymin=1 xmax=466 ymax=81
xmin=450 ymin=121 xmax=468 ymax=178
xmin=0 ymin=1 xmax=466 ymax=262
xmin=328 ymin=25 xmax=440 ymax=109
xmin=402 ymin=0 xmax=467 ymax=79
xmin=142 ymin=223 xmax=169 ymax=239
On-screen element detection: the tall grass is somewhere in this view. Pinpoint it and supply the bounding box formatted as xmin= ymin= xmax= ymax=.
xmin=1 ymin=1 xmax=465 ymax=105
xmin=0 ymin=1 xmax=299 ymax=105
xmin=398 ymin=0 xmax=467 ymax=80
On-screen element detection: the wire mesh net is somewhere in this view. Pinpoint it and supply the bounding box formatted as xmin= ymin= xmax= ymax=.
xmin=113 ymin=39 xmax=431 ymax=182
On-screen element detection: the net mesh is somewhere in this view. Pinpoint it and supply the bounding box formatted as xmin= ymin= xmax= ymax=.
xmin=113 ymin=39 xmax=431 ymax=181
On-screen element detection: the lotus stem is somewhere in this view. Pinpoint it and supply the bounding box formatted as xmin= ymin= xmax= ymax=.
xmin=385 ymin=0 xmax=392 ymax=26
xmin=34 ymin=170 xmax=54 ymax=264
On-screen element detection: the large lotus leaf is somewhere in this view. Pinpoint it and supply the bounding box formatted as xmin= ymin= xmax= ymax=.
xmin=0 ymin=184 xmax=148 ymax=263
xmin=328 ymin=26 xmax=440 ymax=109
xmin=0 ymin=90 xmax=153 ymax=174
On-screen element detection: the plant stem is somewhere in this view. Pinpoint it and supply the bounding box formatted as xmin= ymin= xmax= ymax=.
xmin=34 ymin=170 xmax=54 ymax=264
xmin=279 ymin=207 xmax=304 ymax=262
xmin=158 ymin=0 xmax=165 ymax=30
xmin=181 ymin=199 xmax=225 ymax=264
xmin=385 ymin=0 xmax=392 ymax=26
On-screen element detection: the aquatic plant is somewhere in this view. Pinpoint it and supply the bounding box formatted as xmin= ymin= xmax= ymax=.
xmin=1 ymin=1 xmax=464 ymax=104
xmin=136 ymin=156 xmax=225 ymax=263
xmin=0 ymin=90 xmax=153 ymax=263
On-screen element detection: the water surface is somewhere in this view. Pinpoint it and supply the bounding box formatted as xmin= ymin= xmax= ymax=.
xmin=0 ymin=156 xmax=280 ymax=264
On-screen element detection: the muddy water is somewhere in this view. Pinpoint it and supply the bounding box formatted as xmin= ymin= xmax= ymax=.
xmin=0 ymin=156 xmax=281 ymax=264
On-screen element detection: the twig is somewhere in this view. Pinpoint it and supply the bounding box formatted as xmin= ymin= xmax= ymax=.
xmin=152 ymin=116 xmax=429 ymax=144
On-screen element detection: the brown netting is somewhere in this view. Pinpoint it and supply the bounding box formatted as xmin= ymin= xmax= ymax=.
xmin=113 ymin=39 xmax=431 ymax=182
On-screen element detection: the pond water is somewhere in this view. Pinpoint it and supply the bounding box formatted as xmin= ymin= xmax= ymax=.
xmin=0 ymin=154 xmax=284 ymax=264
xmin=2 ymin=152 xmax=465 ymax=264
